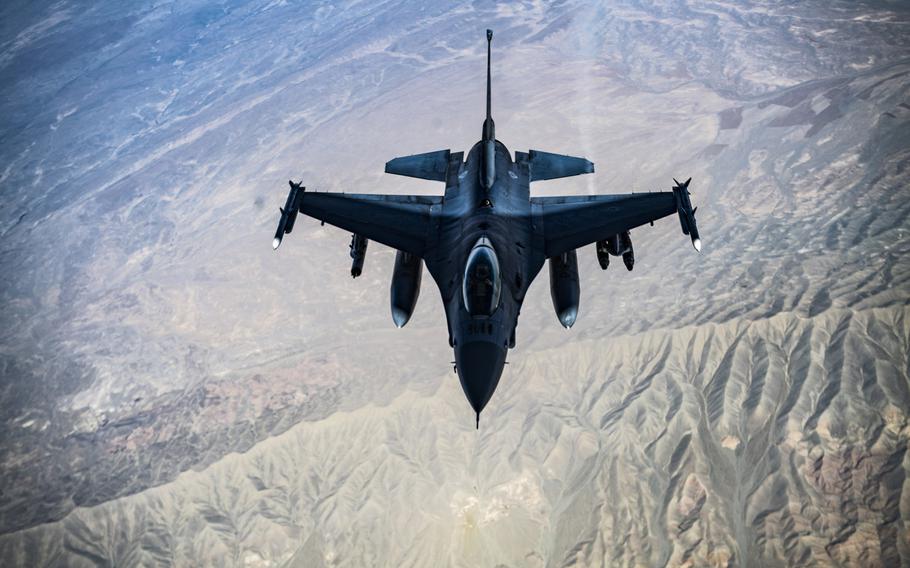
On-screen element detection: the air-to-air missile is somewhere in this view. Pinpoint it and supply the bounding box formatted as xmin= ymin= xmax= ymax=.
xmin=620 ymin=231 xmax=634 ymax=271
xmin=272 ymin=180 xmax=304 ymax=250
xmin=349 ymin=234 xmax=368 ymax=278
xmin=596 ymin=239 xmax=611 ymax=269
xmin=672 ymin=177 xmax=701 ymax=251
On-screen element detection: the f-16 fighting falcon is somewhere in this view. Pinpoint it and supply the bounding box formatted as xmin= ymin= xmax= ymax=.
xmin=272 ymin=30 xmax=701 ymax=428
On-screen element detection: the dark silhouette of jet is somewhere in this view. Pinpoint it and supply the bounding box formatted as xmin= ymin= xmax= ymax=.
xmin=273 ymin=30 xmax=701 ymax=428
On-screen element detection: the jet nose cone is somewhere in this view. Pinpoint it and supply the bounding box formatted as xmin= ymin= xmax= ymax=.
xmin=456 ymin=340 xmax=507 ymax=414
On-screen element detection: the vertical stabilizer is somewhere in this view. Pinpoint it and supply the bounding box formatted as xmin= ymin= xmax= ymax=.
xmin=483 ymin=29 xmax=494 ymax=141
xmin=481 ymin=29 xmax=496 ymax=189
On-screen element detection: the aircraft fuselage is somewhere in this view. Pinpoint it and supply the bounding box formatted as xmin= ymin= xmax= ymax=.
xmin=424 ymin=140 xmax=546 ymax=422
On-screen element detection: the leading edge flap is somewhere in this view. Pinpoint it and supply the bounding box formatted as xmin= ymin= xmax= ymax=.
xmin=528 ymin=149 xmax=594 ymax=182
xmin=385 ymin=149 xmax=451 ymax=182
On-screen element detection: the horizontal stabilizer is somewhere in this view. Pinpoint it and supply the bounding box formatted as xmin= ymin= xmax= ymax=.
xmin=528 ymin=150 xmax=594 ymax=182
xmin=385 ymin=150 xmax=451 ymax=182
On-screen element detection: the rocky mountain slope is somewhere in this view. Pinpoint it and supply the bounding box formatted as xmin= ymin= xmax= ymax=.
xmin=0 ymin=0 xmax=908 ymax=565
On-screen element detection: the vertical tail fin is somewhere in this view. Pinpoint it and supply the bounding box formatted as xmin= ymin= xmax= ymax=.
xmin=480 ymin=30 xmax=496 ymax=189
xmin=483 ymin=29 xmax=494 ymax=142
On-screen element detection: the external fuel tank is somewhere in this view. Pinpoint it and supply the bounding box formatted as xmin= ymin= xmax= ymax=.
xmin=548 ymin=249 xmax=580 ymax=328
xmin=390 ymin=250 xmax=423 ymax=328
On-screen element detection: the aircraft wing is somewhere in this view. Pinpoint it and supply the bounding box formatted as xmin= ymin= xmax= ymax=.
xmin=531 ymin=191 xmax=686 ymax=258
xmin=274 ymin=183 xmax=440 ymax=257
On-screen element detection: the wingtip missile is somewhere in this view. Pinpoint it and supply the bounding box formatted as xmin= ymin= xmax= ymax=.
xmin=272 ymin=181 xmax=305 ymax=251
xmin=672 ymin=178 xmax=690 ymax=194
xmin=672 ymin=177 xmax=701 ymax=251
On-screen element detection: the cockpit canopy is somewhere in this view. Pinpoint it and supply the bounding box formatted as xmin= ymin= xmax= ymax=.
xmin=463 ymin=236 xmax=502 ymax=316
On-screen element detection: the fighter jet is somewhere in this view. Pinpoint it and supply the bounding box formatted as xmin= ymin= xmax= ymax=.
xmin=272 ymin=30 xmax=701 ymax=428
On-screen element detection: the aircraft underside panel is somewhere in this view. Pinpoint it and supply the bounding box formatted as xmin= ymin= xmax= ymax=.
xmin=532 ymin=192 xmax=677 ymax=258
xmin=297 ymin=192 xmax=441 ymax=257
